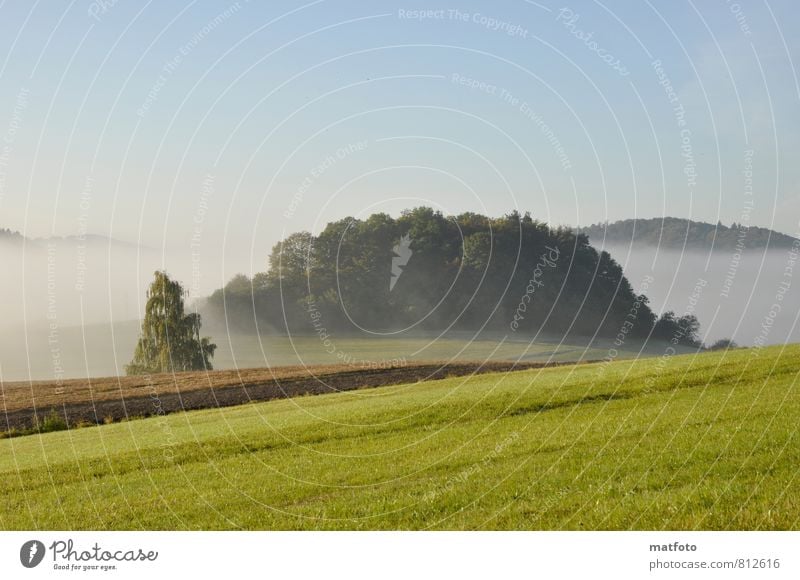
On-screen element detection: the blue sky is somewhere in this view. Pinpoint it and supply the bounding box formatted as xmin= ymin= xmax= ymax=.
xmin=0 ymin=0 xmax=798 ymax=283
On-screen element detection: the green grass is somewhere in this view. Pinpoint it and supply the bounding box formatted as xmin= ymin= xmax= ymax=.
xmin=212 ymin=332 xmax=656 ymax=368
xmin=1 ymin=344 xmax=798 ymax=530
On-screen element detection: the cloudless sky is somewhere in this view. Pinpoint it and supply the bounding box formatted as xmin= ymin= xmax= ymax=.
xmin=0 ymin=0 xmax=798 ymax=291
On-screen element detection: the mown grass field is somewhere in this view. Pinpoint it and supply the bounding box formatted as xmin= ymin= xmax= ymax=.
xmin=213 ymin=331 xmax=690 ymax=369
xmin=0 ymin=344 xmax=797 ymax=530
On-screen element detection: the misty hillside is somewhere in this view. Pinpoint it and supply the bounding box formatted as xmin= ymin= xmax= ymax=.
xmin=3 ymin=213 xmax=796 ymax=382
xmin=0 ymin=228 xmax=141 ymax=249
xmin=0 ymin=228 xmax=159 ymax=329
xmin=581 ymin=217 xmax=798 ymax=250
xmin=579 ymin=219 xmax=800 ymax=346
xmin=202 ymin=209 xmax=701 ymax=345
xmin=0 ymin=228 xmax=23 ymax=243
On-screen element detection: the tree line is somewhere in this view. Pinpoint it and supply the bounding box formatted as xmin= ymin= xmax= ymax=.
xmin=200 ymin=208 xmax=702 ymax=346
xmin=581 ymin=217 xmax=798 ymax=250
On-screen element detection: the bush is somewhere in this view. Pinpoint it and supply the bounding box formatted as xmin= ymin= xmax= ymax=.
xmin=707 ymin=338 xmax=738 ymax=351
xmin=36 ymin=409 xmax=68 ymax=433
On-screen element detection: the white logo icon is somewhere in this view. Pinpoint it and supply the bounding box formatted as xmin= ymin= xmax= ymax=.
xmin=20 ymin=540 xmax=45 ymax=568
xmin=390 ymin=234 xmax=413 ymax=291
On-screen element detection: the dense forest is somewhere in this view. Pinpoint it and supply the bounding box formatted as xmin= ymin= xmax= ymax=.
xmin=581 ymin=217 xmax=798 ymax=250
xmin=201 ymin=208 xmax=700 ymax=345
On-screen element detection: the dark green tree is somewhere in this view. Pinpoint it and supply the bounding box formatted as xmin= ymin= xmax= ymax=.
xmin=126 ymin=271 xmax=216 ymax=375
xmin=708 ymin=338 xmax=738 ymax=350
xmin=201 ymin=208 xmax=676 ymax=341
xmin=653 ymin=311 xmax=702 ymax=346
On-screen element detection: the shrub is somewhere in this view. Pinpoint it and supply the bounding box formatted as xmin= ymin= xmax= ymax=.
xmin=38 ymin=409 xmax=68 ymax=433
xmin=707 ymin=338 xmax=738 ymax=351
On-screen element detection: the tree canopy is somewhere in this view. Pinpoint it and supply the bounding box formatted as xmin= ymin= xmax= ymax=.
xmin=581 ymin=217 xmax=798 ymax=250
xmin=202 ymin=209 xmax=702 ymax=346
xmin=126 ymin=271 xmax=216 ymax=375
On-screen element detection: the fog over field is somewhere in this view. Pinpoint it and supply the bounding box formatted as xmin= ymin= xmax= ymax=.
xmin=2 ymin=227 xmax=797 ymax=382
xmin=601 ymin=244 xmax=800 ymax=346
xmin=0 ymin=235 xmax=212 ymax=381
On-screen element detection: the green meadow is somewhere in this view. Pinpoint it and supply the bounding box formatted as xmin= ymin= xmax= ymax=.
xmin=1 ymin=344 xmax=797 ymax=530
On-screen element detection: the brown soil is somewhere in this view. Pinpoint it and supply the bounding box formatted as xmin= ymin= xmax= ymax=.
xmin=0 ymin=360 xmax=587 ymax=432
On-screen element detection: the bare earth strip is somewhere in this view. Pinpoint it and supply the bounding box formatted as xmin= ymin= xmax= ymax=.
xmin=0 ymin=360 xmax=589 ymax=431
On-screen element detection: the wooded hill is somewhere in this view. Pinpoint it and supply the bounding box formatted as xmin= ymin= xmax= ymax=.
xmin=581 ymin=217 xmax=798 ymax=250
xmin=202 ymin=209 xmax=700 ymax=344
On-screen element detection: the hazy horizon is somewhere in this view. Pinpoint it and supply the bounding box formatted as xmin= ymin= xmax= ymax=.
xmin=2 ymin=216 xmax=797 ymax=382
xmin=1 ymin=1 xmax=799 ymax=380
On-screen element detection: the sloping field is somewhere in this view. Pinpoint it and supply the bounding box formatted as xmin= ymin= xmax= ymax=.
xmin=0 ymin=360 xmax=566 ymax=431
xmin=0 ymin=345 xmax=797 ymax=530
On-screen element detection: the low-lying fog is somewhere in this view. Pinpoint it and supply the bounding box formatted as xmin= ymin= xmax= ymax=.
xmin=602 ymin=244 xmax=800 ymax=347
xmin=0 ymin=236 xmax=217 ymax=381
xmin=1 ymin=237 xmax=797 ymax=382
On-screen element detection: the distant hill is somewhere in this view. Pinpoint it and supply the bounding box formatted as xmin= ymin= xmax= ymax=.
xmin=581 ymin=217 xmax=798 ymax=251
xmin=0 ymin=228 xmax=145 ymax=249
xmin=0 ymin=228 xmax=24 ymax=243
